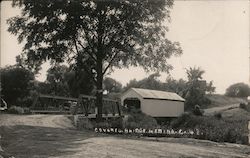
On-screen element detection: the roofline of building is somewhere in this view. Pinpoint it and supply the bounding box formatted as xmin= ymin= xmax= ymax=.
xmin=121 ymin=88 xmax=185 ymax=102
xmin=143 ymin=97 xmax=185 ymax=102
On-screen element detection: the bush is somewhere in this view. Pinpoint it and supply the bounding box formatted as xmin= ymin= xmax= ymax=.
xmin=170 ymin=112 xmax=205 ymax=130
xmin=124 ymin=111 xmax=158 ymax=129
xmin=192 ymin=105 xmax=203 ymax=116
xmin=170 ymin=113 xmax=249 ymax=144
xmin=239 ymin=103 xmax=247 ymax=110
xmin=7 ymin=106 xmax=31 ymax=114
xmin=8 ymin=106 xmax=24 ymax=114
xmin=109 ymin=118 xmax=123 ymax=129
xmin=214 ymin=112 xmax=222 ymax=119
xmin=76 ymin=118 xmax=94 ymax=130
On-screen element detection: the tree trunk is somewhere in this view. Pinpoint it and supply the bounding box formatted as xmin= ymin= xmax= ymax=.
xmin=96 ymin=58 xmax=103 ymax=122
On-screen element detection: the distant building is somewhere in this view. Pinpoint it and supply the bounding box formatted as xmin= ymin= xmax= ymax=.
xmin=120 ymin=88 xmax=185 ymax=118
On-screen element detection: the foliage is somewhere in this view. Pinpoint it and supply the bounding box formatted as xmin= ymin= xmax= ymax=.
xmin=16 ymin=54 xmax=41 ymax=75
xmin=214 ymin=112 xmax=222 ymax=119
xmin=124 ymin=73 xmax=163 ymax=91
xmin=239 ymin=102 xmax=250 ymax=112
xmin=0 ymin=66 xmax=35 ymax=107
xmin=225 ymin=82 xmax=250 ymax=98
xmin=36 ymin=64 xmax=94 ymax=97
xmin=124 ymin=110 xmax=158 ymax=129
xmin=239 ymin=103 xmax=247 ymax=110
xmin=65 ymin=68 xmax=94 ymax=97
xmin=8 ymin=0 xmax=182 ymax=121
xmin=184 ymin=67 xmax=215 ymax=110
xmin=8 ymin=106 xmax=24 ymax=114
xmin=76 ymin=118 xmax=94 ymax=130
xmin=164 ymin=77 xmax=187 ymax=95
xmin=93 ymin=118 xmax=123 ymax=129
xmin=170 ymin=113 xmax=248 ymax=144
xmin=192 ymin=105 xmax=203 ymax=116
xmin=7 ymin=106 xmax=31 ymax=114
xmin=45 ymin=64 xmax=70 ymax=96
xmin=103 ymin=77 xmax=122 ymax=94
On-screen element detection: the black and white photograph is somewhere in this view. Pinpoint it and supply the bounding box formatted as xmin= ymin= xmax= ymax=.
xmin=0 ymin=0 xmax=250 ymax=157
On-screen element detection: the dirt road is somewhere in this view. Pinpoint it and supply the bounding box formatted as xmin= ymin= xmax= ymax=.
xmin=1 ymin=114 xmax=250 ymax=158
xmin=204 ymin=104 xmax=239 ymax=116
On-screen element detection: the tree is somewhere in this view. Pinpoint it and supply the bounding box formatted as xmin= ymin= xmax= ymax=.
xmin=8 ymin=0 xmax=182 ymax=121
xmin=65 ymin=68 xmax=94 ymax=97
xmin=16 ymin=54 xmax=42 ymax=75
xmin=225 ymin=82 xmax=250 ymax=98
xmin=164 ymin=77 xmax=187 ymax=96
xmin=184 ymin=67 xmax=215 ymax=110
xmin=0 ymin=65 xmax=35 ymax=106
xmin=103 ymin=77 xmax=122 ymax=94
xmin=123 ymin=73 xmax=163 ymax=91
xmin=45 ymin=64 xmax=70 ymax=96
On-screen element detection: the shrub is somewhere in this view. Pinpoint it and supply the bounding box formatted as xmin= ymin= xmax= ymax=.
xmin=7 ymin=106 xmax=31 ymax=114
xmin=192 ymin=105 xmax=203 ymax=116
xmin=76 ymin=118 xmax=94 ymax=130
xmin=8 ymin=106 xmax=24 ymax=114
xmin=214 ymin=112 xmax=222 ymax=119
xmin=239 ymin=103 xmax=247 ymax=110
xmin=170 ymin=113 xmax=249 ymax=144
xmin=124 ymin=111 xmax=158 ymax=129
xmin=170 ymin=112 xmax=197 ymax=129
xmin=23 ymin=107 xmax=31 ymax=114
xmin=109 ymin=118 xmax=123 ymax=129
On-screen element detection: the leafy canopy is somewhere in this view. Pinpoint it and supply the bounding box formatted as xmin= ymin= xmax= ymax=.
xmin=39 ymin=64 xmax=94 ymax=97
xmin=225 ymin=82 xmax=250 ymax=98
xmin=103 ymin=77 xmax=122 ymax=94
xmin=0 ymin=65 xmax=35 ymax=106
xmin=184 ymin=67 xmax=215 ymax=109
xmin=8 ymin=0 xmax=182 ymax=78
xmin=8 ymin=0 xmax=182 ymax=120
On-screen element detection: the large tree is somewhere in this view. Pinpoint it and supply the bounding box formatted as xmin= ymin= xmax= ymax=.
xmin=45 ymin=64 xmax=70 ymax=96
xmin=35 ymin=65 xmax=94 ymax=97
xmin=65 ymin=67 xmax=95 ymax=97
xmin=225 ymin=82 xmax=250 ymax=98
xmin=184 ymin=67 xmax=215 ymax=110
xmin=8 ymin=0 xmax=182 ymax=121
xmin=103 ymin=77 xmax=122 ymax=94
xmin=124 ymin=72 xmax=163 ymax=91
xmin=0 ymin=65 xmax=35 ymax=106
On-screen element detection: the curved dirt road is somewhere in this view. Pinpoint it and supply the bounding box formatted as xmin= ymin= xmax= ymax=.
xmin=1 ymin=114 xmax=250 ymax=158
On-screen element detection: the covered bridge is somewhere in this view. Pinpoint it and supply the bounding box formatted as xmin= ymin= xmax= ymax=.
xmin=120 ymin=88 xmax=185 ymax=117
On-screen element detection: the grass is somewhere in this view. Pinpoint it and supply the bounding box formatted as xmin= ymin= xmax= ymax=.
xmin=205 ymin=94 xmax=246 ymax=108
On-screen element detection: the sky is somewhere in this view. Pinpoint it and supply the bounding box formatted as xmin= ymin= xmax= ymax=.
xmin=1 ymin=0 xmax=249 ymax=94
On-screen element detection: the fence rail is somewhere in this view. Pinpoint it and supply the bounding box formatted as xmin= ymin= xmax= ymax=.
xmin=31 ymin=94 xmax=122 ymax=117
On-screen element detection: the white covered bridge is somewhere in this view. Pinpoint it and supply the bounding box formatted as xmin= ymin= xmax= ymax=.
xmin=120 ymin=88 xmax=185 ymax=118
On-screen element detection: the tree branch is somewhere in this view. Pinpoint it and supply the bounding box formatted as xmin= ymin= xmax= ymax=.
xmin=73 ymin=38 xmax=97 ymax=84
xmin=102 ymin=51 xmax=119 ymax=75
xmin=77 ymin=40 xmax=97 ymax=62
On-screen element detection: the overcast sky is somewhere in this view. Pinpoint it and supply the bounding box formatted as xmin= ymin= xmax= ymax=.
xmin=1 ymin=1 xmax=249 ymax=94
